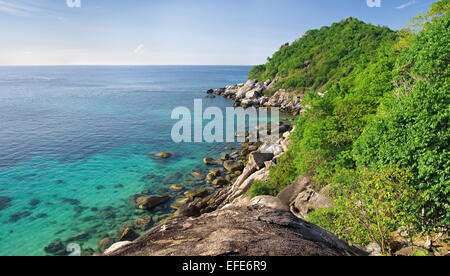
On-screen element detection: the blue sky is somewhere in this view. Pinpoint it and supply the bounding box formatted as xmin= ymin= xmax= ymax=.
xmin=0 ymin=0 xmax=438 ymax=65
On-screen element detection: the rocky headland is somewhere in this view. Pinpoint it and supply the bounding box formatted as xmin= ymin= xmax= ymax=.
xmin=207 ymin=79 xmax=303 ymax=115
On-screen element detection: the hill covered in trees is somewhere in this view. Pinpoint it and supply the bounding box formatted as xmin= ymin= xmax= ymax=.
xmin=247 ymin=0 xmax=449 ymax=254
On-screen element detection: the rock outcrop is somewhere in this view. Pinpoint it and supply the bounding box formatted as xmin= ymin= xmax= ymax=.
xmin=210 ymin=79 xmax=303 ymax=114
xmin=107 ymin=205 xmax=357 ymax=256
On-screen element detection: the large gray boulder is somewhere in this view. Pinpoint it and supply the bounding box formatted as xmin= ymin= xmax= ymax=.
xmin=248 ymin=152 xmax=274 ymax=170
xmin=106 ymin=205 xmax=358 ymax=256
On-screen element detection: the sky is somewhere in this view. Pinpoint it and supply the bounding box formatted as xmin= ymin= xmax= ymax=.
xmin=0 ymin=0 xmax=439 ymax=65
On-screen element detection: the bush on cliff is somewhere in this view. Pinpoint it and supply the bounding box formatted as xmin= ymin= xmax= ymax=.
xmin=308 ymin=165 xmax=423 ymax=255
xmin=247 ymin=152 xmax=297 ymax=198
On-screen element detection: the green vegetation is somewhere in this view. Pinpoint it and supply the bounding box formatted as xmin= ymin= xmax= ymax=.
xmin=248 ymin=17 xmax=398 ymax=93
xmin=308 ymin=165 xmax=422 ymax=255
xmin=249 ymin=0 xmax=449 ymax=250
xmin=354 ymin=12 xmax=449 ymax=231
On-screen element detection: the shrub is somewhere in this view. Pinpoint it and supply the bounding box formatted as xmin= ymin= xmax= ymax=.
xmin=309 ymin=165 xmax=423 ymax=255
xmin=247 ymin=152 xmax=298 ymax=198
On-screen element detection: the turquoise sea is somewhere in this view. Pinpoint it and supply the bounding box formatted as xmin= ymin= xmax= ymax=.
xmin=0 ymin=66 xmax=251 ymax=256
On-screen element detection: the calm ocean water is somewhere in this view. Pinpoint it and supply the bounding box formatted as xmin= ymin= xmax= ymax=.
xmin=0 ymin=66 xmax=251 ymax=256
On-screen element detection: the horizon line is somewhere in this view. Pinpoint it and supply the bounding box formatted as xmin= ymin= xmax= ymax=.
xmin=0 ymin=64 xmax=255 ymax=67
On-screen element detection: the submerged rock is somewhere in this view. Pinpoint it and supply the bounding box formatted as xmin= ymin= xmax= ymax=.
xmin=134 ymin=215 xmax=153 ymax=231
xmin=98 ymin=238 xmax=114 ymax=253
xmin=136 ymin=195 xmax=171 ymax=210
xmin=203 ymin=157 xmax=223 ymax=166
xmin=212 ymin=177 xmax=228 ymax=187
xmin=117 ymin=228 xmax=139 ymax=242
xmin=0 ymin=196 xmax=12 ymax=211
xmin=9 ymin=211 xmax=32 ymax=223
xmin=191 ymin=172 xmax=204 ymax=179
xmin=66 ymin=232 xmax=90 ymax=243
xmin=184 ymin=189 xmax=208 ymax=199
xmin=44 ymin=240 xmax=65 ymax=255
xmin=171 ymin=197 xmax=191 ymax=209
xmin=29 ymin=198 xmax=41 ymax=207
xmin=59 ymin=198 xmax=80 ymax=206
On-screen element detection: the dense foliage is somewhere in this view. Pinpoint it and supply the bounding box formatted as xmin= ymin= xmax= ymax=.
xmin=308 ymin=165 xmax=421 ymax=255
xmin=354 ymin=12 xmax=450 ymax=231
xmin=249 ymin=0 xmax=449 ymax=244
xmin=248 ymin=17 xmax=398 ymax=93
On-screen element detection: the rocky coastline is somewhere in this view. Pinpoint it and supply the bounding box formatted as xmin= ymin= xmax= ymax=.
xmin=100 ymin=83 xmax=362 ymax=256
xmin=207 ymin=79 xmax=303 ymax=115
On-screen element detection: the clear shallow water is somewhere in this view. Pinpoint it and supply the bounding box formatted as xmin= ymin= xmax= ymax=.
xmin=0 ymin=66 xmax=251 ymax=256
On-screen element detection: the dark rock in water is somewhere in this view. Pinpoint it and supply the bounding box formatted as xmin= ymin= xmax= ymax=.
xmin=205 ymin=94 xmax=216 ymax=98
xmin=100 ymin=210 xmax=116 ymax=219
xmin=60 ymin=198 xmax=80 ymax=206
xmin=102 ymin=206 xmax=114 ymax=211
xmin=80 ymin=216 xmax=96 ymax=222
xmin=184 ymin=189 xmax=208 ymax=199
xmin=114 ymin=184 xmax=124 ymax=189
xmin=165 ymin=172 xmax=183 ymax=183
xmin=117 ymin=228 xmax=139 ymax=242
xmin=203 ymin=157 xmax=223 ymax=166
xmin=29 ymin=198 xmax=41 ymax=207
xmin=44 ymin=240 xmax=65 ymax=255
xmin=221 ymin=153 xmax=230 ymax=161
xmin=0 ymin=196 xmax=12 ymax=211
xmin=81 ymin=248 xmax=95 ymax=256
xmin=136 ymin=195 xmax=171 ymax=210
xmin=212 ymin=177 xmax=228 ymax=187
xmin=91 ymin=207 xmax=98 ymax=212
xmin=66 ymin=232 xmax=90 ymax=243
xmin=36 ymin=213 xmax=48 ymax=219
xmin=206 ymin=89 xmax=214 ymax=94
xmin=9 ymin=211 xmax=32 ymax=223
xmin=107 ymin=205 xmax=358 ymax=256
xmin=98 ymin=238 xmax=114 ymax=253
xmin=74 ymin=206 xmax=88 ymax=214
xmin=96 ymin=185 xmax=106 ymax=190
xmin=56 ymin=180 xmax=64 ymax=185
xmin=133 ymin=215 xmax=152 ymax=231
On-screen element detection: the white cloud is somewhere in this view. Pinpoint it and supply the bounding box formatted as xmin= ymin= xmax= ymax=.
xmin=0 ymin=0 xmax=42 ymax=16
xmin=396 ymin=1 xmax=416 ymax=9
xmin=133 ymin=44 xmax=145 ymax=56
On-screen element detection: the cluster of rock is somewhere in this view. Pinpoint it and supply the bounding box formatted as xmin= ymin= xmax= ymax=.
xmin=105 ymin=125 xmax=364 ymax=256
xmin=207 ymin=79 xmax=303 ymax=115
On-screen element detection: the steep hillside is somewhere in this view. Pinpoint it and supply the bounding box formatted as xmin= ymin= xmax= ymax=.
xmin=248 ymin=17 xmax=398 ymax=95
